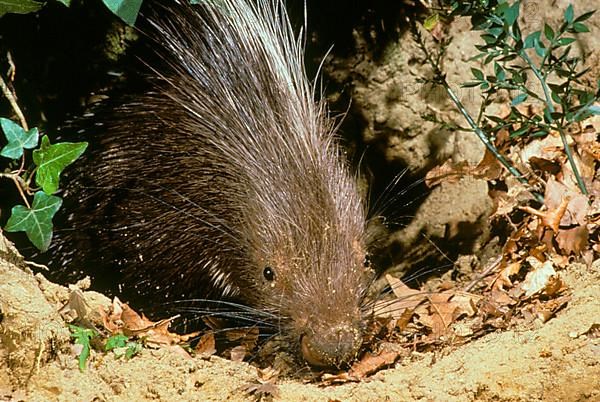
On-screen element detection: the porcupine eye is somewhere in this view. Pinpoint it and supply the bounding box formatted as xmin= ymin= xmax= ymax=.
xmin=263 ymin=266 xmax=275 ymax=281
xmin=363 ymin=254 xmax=371 ymax=268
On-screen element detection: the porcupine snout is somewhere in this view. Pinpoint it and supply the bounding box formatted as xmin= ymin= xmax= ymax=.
xmin=300 ymin=320 xmax=364 ymax=367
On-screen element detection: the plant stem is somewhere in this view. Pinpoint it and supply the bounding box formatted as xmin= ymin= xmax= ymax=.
xmin=0 ymin=172 xmax=30 ymax=208
xmin=443 ymin=81 xmax=538 ymax=187
xmin=519 ymin=50 xmax=588 ymax=195
xmin=0 ymin=73 xmax=28 ymax=131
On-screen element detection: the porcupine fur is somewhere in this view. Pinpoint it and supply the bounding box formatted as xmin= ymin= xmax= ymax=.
xmin=48 ymin=0 xmax=375 ymax=367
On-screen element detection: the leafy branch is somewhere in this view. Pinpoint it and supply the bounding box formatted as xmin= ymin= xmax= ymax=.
xmin=1 ymin=72 xmax=87 ymax=251
xmin=416 ymin=1 xmax=599 ymax=199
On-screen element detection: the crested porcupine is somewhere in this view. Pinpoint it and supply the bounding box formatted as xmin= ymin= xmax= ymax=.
xmin=48 ymin=0 xmax=376 ymax=367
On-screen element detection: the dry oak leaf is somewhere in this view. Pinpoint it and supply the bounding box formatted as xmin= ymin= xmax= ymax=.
xmin=493 ymin=261 xmax=522 ymax=290
xmin=520 ymin=197 xmax=569 ymax=233
xmin=374 ymin=274 xmax=427 ymax=320
xmin=415 ymin=293 xmax=455 ymax=336
xmin=194 ymin=332 xmax=216 ymax=358
xmin=521 ymin=258 xmax=563 ymax=298
xmin=425 ymin=159 xmax=470 ymax=187
xmin=243 ymin=368 xmax=280 ymax=400
xmin=519 ymin=131 xmax=571 ymax=164
xmin=545 ymin=177 xmax=589 ymax=227
xmin=348 ymin=350 xmax=401 ymax=379
xmin=100 ymin=297 xmax=199 ymax=346
xmin=555 ymin=225 xmax=589 ymax=256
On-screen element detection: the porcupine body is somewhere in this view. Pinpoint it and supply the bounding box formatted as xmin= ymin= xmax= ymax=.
xmin=49 ymin=0 xmax=374 ymax=367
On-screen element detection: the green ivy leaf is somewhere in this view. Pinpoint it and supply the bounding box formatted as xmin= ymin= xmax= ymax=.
xmin=102 ymin=0 xmax=143 ymax=25
xmin=124 ymin=342 xmax=142 ymax=359
xmin=534 ymin=38 xmax=546 ymax=57
xmin=105 ymin=334 xmax=129 ymax=351
xmin=0 ymin=0 xmax=43 ymax=17
xmin=69 ymin=325 xmax=97 ymax=372
xmin=4 ymin=191 xmax=62 ymax=252
xmin=32 ymin=135 xmax=88 ymax=195
xmin=0 ymin=118 xmax=39 ymax=159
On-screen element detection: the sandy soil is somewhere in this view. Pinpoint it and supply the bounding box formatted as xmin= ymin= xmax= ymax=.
xmin=1 ymin=0 xmax=600 ymax=401
xmin=1 ymin=233 xmax=598 ymax=401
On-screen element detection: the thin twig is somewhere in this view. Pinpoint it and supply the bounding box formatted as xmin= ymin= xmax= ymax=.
xmin=0 ymin=172 xmax=31 ymax=207
xmin=0 ymin=73 xmax=28 ymax=131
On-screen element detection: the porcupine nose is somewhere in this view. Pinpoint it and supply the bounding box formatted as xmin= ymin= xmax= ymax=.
xmin=300 ymin=323 xmax=363 ymax=367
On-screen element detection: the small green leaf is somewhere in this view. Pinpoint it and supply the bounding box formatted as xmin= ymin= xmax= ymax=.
xmin=124 ymin=342 xmax=142 ymax=359
xmin=423 ymin=13 xmax=440 ymax=31
xmin=5 ymin=191 xmax=62 ymax=252
xmin=102 ymin=0 xmax=143 ymax=25
xmin=572 ymin=22 xmax=589 ymax=33
xmin=574 ymin=10 xmax=595 ymax=23
xmin=503 ymin=1 xmax=520 ymax=26
xmin=551 ymin=89 xmax=562 ymax=104
xmin=564 ymin=4 xmax=574 ymax=24
xmin=557 ymin=37 xmax=576 ymax=46
xmin=511 ymin=93 xmax=528 ymax=106
xmin=0 ymin=118 xmax=39 ymax=159
xmin=481 ymin=34 xmax=498 ymax=45
xmin=544 ymin=23 xmax=555 ymax=41
xmin=523 ymin=31 xmax=540 ymax=49
xmin=471 ymin=68 xmax=484 ymax=80
xmin=534 ymin=39 xmax=546 ymax=57
xmin=510 ymin=125 xmax=529 ymax=137
xmin=56 ymin=0 xmax=71 ymax=6
xmin=32 ymin=136 xmax=88 ymax=195
xmin=588 ymin=105 xmax=600 ymax=115
xmin=494 ymin=62 xmax=506 ymax=82
xmin=0 ymin=0 xmax=43 ymax=16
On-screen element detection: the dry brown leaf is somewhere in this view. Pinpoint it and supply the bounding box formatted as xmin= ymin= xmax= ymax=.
xmin=521 ymin=197 xmax=569 ymax=233
xmin=519 ymin=132 xmax=569 ymax=164
xmin=243 ymin=381 xmax=279 ymax=399
xmin=194 ymin=332 xmax=216 ymax=358
xmin=59 ymin=289 xmax=90 ymax=322
xmin=319 ymin=372 xmax=358 ymax=385
xmin=348 ymin=350 xmax=400 ymax=379
xmin=100 ymin=297 xmax=199 ymax=346
xmin=555 ymin=225 xmax=589 ymax=255
xmin=230 ymin=345 xmax=247 ymax=362
xmin=418 ymin=293 xmax=455 ymax=336
xmin=449 ymin=292 xmax=479 ymax=318
xmin=474 ymin=149 xmax=504 ymax=181
xmin=488 ymin=288 xmax=517 ymax=309
xmin=425 ymin=160 xmax=470 ymax=187
xmin=374 ymin=275 xmax=427 ymax=320
xmin=224 ymin=327 xmax=259 ymax=353
xmin=493 ymin=261 xmax=522 ymax=290
xmin=521 ymin=258 xmax=558 ymax=298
